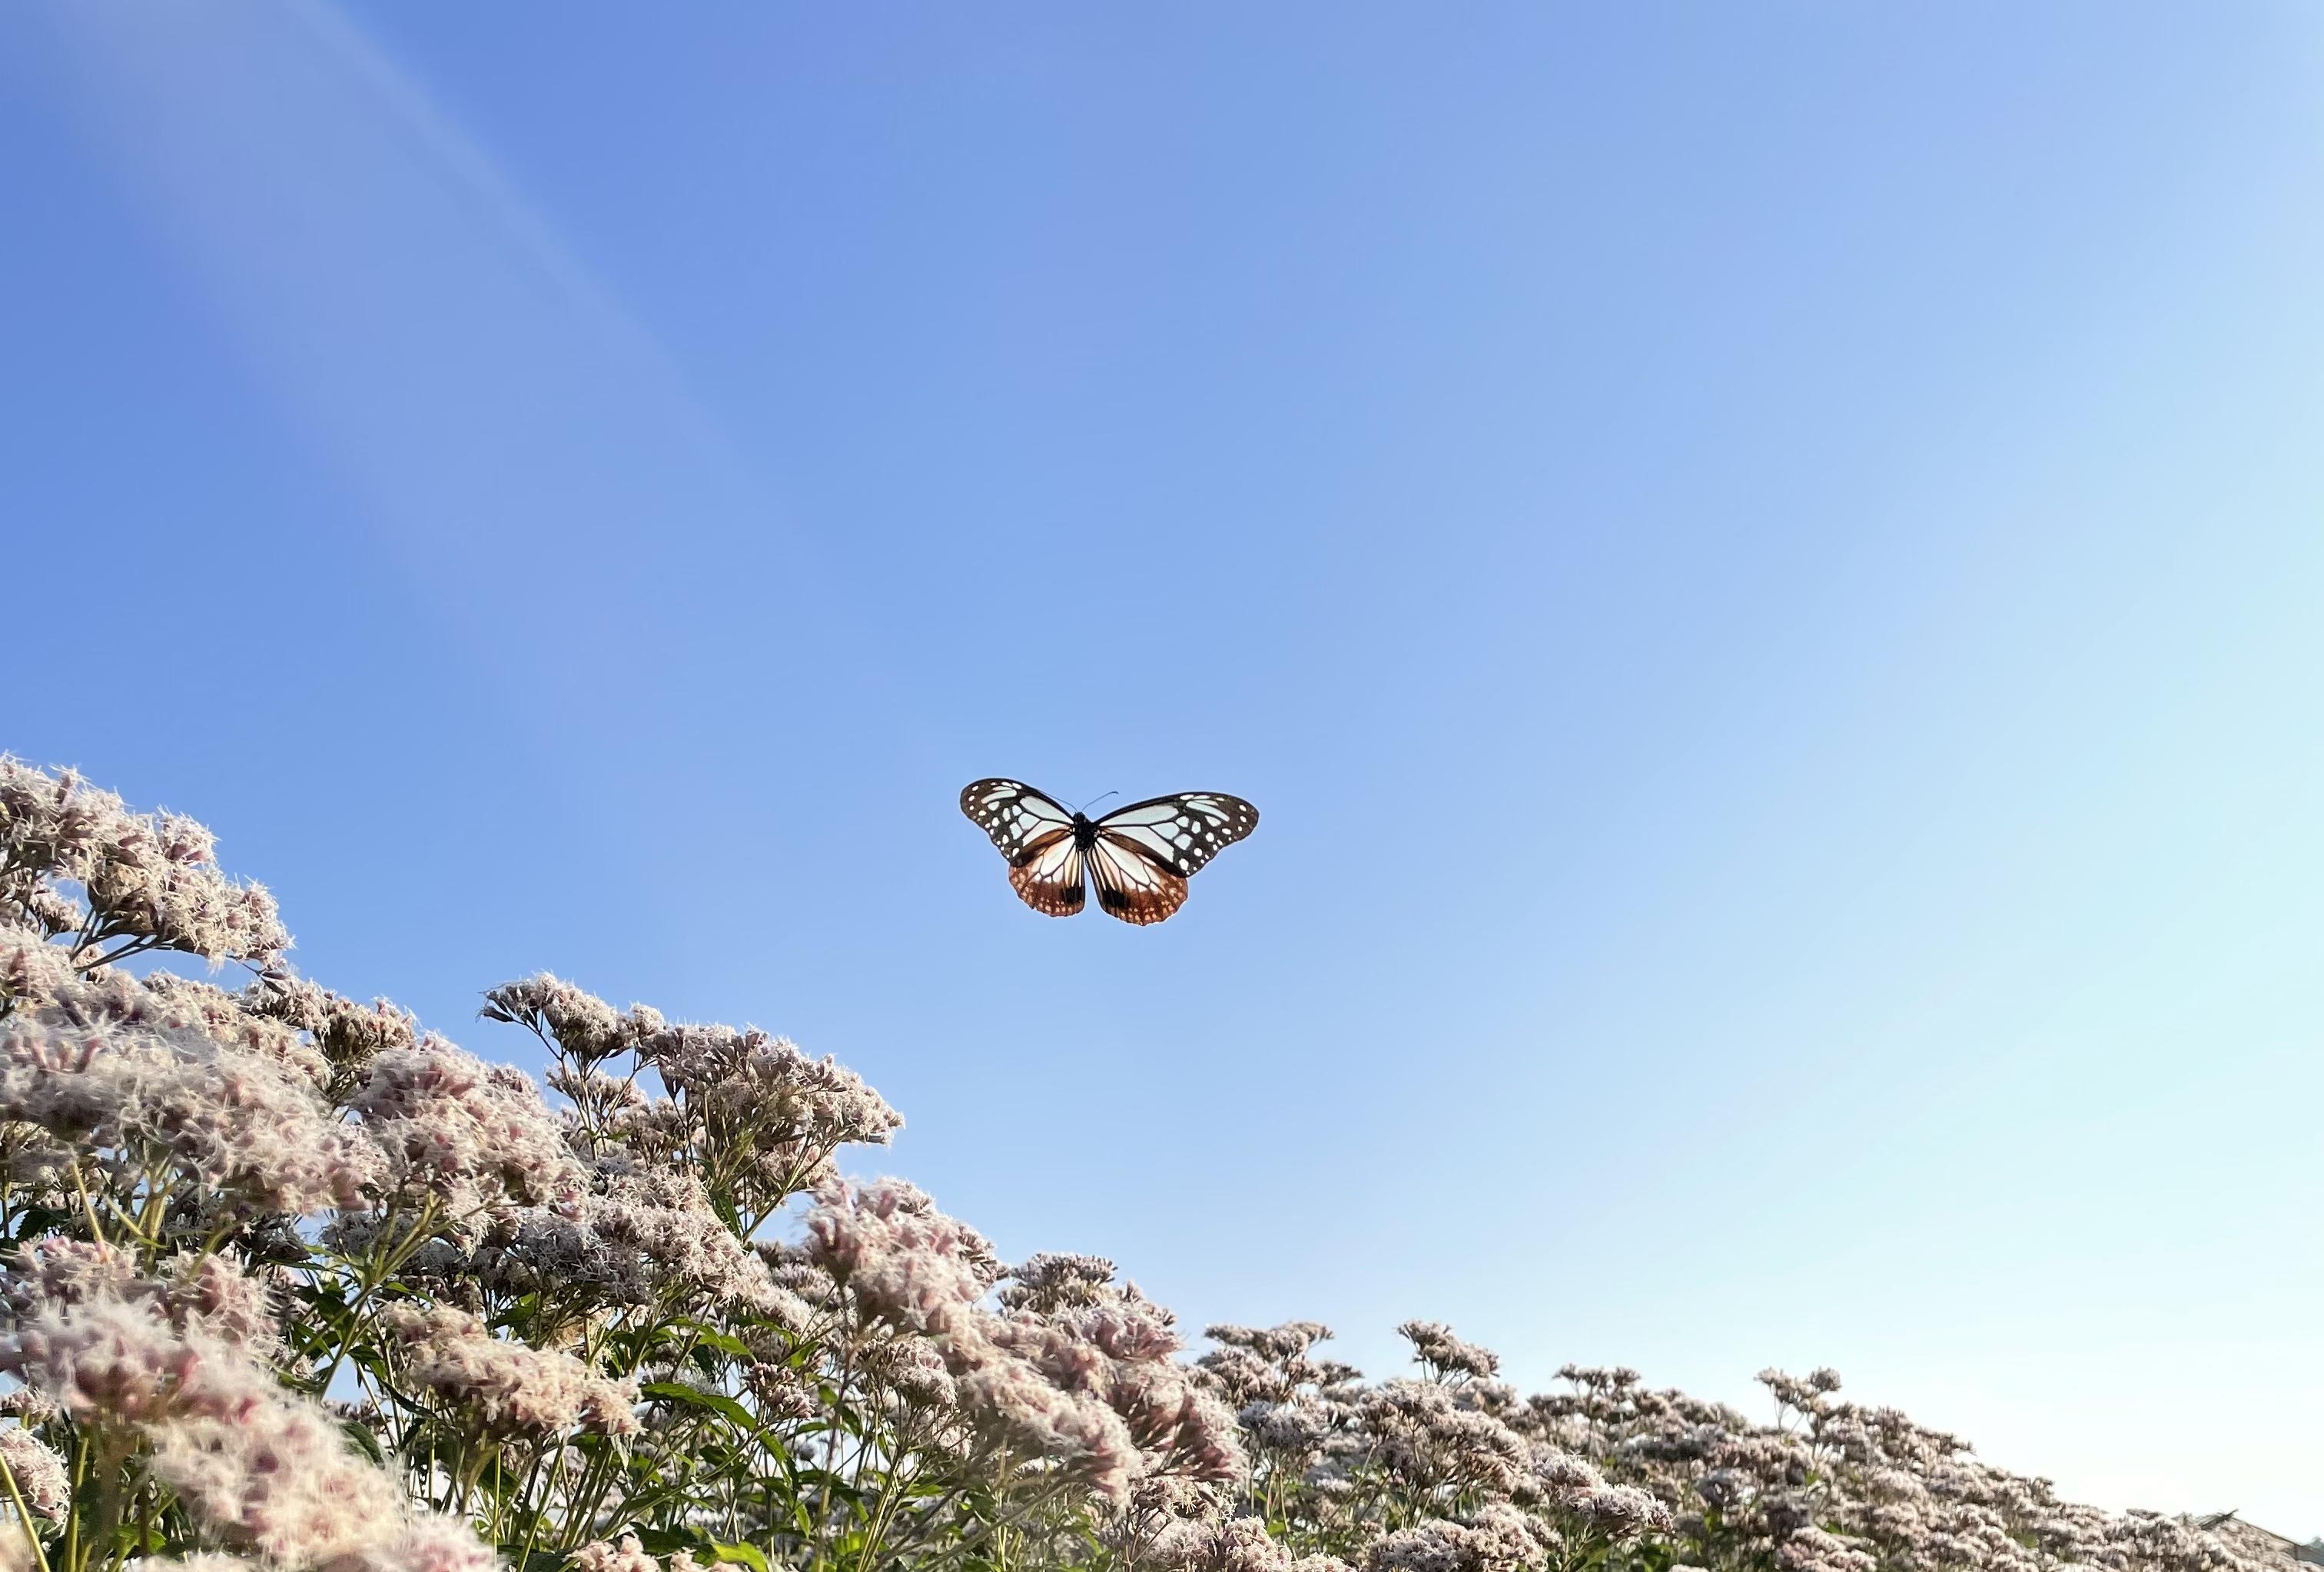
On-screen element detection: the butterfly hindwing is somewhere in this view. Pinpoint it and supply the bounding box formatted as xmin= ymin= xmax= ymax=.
xmin=1091 ymin=792 xmax=1260 ymax=877
xmin=1009 ymin=831 xmax=1087 ymax=917
xmin=1087 ymin=834 xmax=1189 ymax=925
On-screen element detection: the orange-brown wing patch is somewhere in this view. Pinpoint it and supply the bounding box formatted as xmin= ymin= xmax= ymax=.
xmin=1088 ymin=834 xmax=1190 ymax=925
xmin=1008 ymin=829 xmax=1087 ymax=917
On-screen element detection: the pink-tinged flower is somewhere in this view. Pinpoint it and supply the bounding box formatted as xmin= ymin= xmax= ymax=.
xmin=1206 ymin=1322 xmax=1336 ymax=1361
xmin=1139 ymin=1381 xmax=1248 ymax=1485
xmin=998 ymin=1252 xmax=1121 ymax=1312
xmin=1778 ymin=1527 xmax=1879 ymax=1572
xmin=744 ymin=1358 xmax=819 ymax=1421
xmin=971 ymin=1258 xmax=1249 ymax=1490
xmin=0 ymin=1390 xmax=52 ymax=1423
xmin=0 ymin=1283 xmax=452 ymax=1570
xmin=2 ymin=1242 xmax=278 ymax=1355
xmin=160 ymin=1252 xmax=281 ymax=1352
xmin=151 ymin=1396 xmax=409 ymax=1566
xmin=0 ymin=1424 xmax=68 ymax=1517
xmin=627 ymin=1020 xmax=902 ymax=1205
xmin=0 ymin=1295 xmax=249 ymax=1427
xmin=0 ymin=927 xmax=76 ymax=1015
xmin=316 ymin=1512 xmax=501 ymax=1572
xmin=350 ymin=1040 xmax=579 ymax=1214
xmin=1572 ymin=1484 xmax=1675 ymax=1538
xmin=1530 ymin=1447 xmax=1605 ymax=1495
xmin=1242 ymin=1395 xmax=1339 ymax=1458
xmin=1370 ymin=1509 xmax=1557 ymax=1572
xmin=1073 ymin=1293 xmax=1187 ymax=1365
xmin=984 ymin=1311 xmax=1113 ymax=1397
xmin=0 ymin=759 xmax=290 ymax=969
xmin=569 ymin=1533 xmax=660 ymax=1572
xmin=1760 ymin=1368 xmax=1845 ymax=1418
xmin=481 ymin=973 xmax=663 ymax=1068
xmin=953 ymin=1354 xmax=1144 ymax=1503
xmin=1197 ymin=1322 xmax=1349 ymax=1409
xmin=2 ymin=1238 xmax=139 ymax=1315
xmin=1396 ymin=1322 xmax=1500 ymax=1381
xmin=2 ymin=954 xmax=317 ymax=1091
xmin=0 ymin=1016 xmax=383 ymax=1212
xmin=1359 ymin=1379 xmax=1529 ymax=1498
xmin=804 ymin=1178 xmax=1000 ymax=1336
xmin=472 ymin=1166 xmax=785 ymax=1316
xmin=242 ymin=971 xmax=419 ymax=1082
xmin=865 ymin=1336 xmax=956 ymax=1410
xmin=379 ymin=1305 xmax=639 ymax=1439
xmin=1162 ymin=1515 xmax=1353 ymax=1572
xmin=137 ymin=971 xmax=330 ymax=1091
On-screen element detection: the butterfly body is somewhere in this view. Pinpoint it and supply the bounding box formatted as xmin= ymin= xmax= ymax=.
xmin=960 ymin=778 xmax=1259 ymax=925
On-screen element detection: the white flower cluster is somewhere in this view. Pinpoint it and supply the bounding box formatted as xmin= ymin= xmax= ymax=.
xmin=0 ymin=758 xmax=2282 ymax=1572
xmin=0 ymin=760 xmax=288 ymax=973
xmin=1197 ymin=1326 xmax=2287 ymax=1572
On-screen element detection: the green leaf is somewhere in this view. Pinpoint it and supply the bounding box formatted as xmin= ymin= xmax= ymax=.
xmin=335 ymin=1417 xmax=386 ymax=1466
xmin=639 ymin=1381 xmax=755 ymax=1429
xmin=706 ymin=1542 xmax=771 ymax=1572
xmin=671 ymin=1319 xmax=756 ymax=1361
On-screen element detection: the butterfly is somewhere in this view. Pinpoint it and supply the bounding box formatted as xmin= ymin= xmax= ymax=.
xmin=959 ymin=779 xmax=1260 ymax=924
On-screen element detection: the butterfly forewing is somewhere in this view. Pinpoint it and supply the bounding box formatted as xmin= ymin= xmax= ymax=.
xmin=1087 ymin=837 xmax=1189 ymax=925
xmin=1091 ymin=792 xmax=1260 ymax=877
xmin=960 ymin=779 xmax=1077 ymax=867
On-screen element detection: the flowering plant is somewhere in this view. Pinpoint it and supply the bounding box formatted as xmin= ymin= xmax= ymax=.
xmin=0 ymin=759 xmax=2284 ymax=1572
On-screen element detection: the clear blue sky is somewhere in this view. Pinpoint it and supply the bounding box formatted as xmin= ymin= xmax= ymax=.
xmin=4 ymin=0 xmax=2319 ymax=1531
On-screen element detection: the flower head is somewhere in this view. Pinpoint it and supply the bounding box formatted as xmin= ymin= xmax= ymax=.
xmin=0 ymin=1424 xmax=68 ymax=1518
xmin=350 ymin=1040 xmax=579 ymax=1214
xmin=1398 ymin=1321 xmax=1501 ymax=1382
xmin=0 ymin=1013 xmax=381 ymax=1213
xmin=379 ymin=1304 xmax=639 ymax=1439
xmin=0 ymin=759 xmax=289 ymax=969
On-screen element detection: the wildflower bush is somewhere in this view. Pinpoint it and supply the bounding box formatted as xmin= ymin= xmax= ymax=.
xmin=0 ymin=758 xmax=2283 ymax=1572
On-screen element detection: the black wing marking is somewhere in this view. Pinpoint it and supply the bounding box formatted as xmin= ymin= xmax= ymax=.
xmin=1091 ymin=792 xmax=1259 ymax=878
xmin=960 ymin=778 xmax=1077 ymax=867
xmin=1086 ymin=835 xmax=1188 ymax=925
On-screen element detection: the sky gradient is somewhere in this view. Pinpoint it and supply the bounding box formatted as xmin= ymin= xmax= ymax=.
xmin=3 ymin=2 xmax=2320 ymax=1532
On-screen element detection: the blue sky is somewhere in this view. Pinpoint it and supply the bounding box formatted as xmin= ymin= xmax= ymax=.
xmin=4 ymin=0 xmax=2320 ymax=1531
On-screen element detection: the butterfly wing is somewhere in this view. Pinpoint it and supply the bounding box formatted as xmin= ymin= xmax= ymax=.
xmin=1083 ymin=792 xmax=1257 ymax=925
xmin=961 ymin=778 xmax=1076 ymax=861
xmin=1009 ymin=833 xmax=1087 ymax=917
xmin=1085 ymin=836 xmax=1188 ymax=925
xmin=961 ymin=778 xmax=1087 ymax=917
xmin=1091 ymin=793 xmax=1260 ymax=877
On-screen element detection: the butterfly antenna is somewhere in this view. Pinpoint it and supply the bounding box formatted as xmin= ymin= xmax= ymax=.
xmin=1076 ymin=791 xmax=1120 ymax=815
